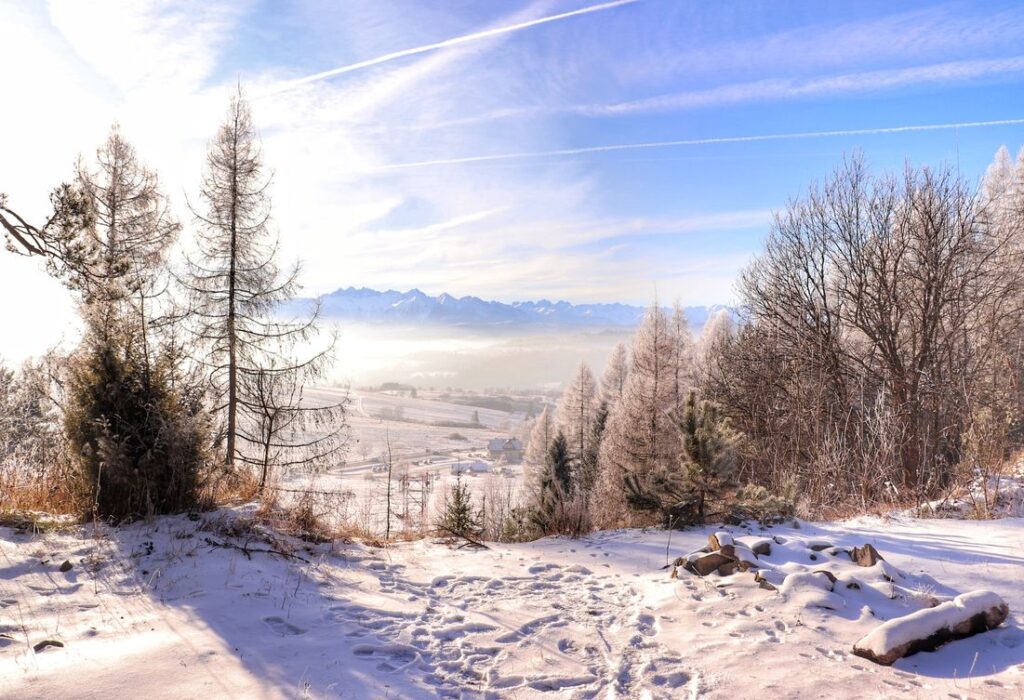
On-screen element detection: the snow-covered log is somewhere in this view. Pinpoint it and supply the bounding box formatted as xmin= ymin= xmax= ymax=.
xmin=852 ymin=590 xmax=1009 ymax=665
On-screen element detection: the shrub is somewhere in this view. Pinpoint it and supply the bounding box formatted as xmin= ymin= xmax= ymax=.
xmin=64 ymin=331 xmax=211 ymax=521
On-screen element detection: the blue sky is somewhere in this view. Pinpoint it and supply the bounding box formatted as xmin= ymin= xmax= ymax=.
xmin=3 ymin=0 xmax=1024 ymax=357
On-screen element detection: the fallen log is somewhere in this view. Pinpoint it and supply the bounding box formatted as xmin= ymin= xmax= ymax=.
xmin=852 ymin=590 xmax=1008 ymax=665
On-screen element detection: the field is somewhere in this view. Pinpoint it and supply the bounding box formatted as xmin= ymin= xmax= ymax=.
xmin=272 ymin=388 xmax=534 ymax=535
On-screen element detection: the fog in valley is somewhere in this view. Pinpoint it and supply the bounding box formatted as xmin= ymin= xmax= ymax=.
xmin=328 ymin=322 xmax=633 ymax=391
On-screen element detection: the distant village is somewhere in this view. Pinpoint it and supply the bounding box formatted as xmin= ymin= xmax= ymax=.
xmin=449 ymin=437 xmax=523 ymax=476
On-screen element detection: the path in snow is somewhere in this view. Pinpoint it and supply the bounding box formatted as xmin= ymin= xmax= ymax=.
xmin=1 ymin=511 xmax=1023 ymax=698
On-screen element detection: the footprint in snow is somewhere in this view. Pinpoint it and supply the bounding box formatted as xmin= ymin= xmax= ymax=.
xmin=263 ymin=616 xmax=306 ymax=636
xmin=558 ymin=638 xmax=578 ymax=653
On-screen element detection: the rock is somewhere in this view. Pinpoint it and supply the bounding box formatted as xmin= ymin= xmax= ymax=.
xmin=59 ymin=560 xmax=73 ymax=573
xmin=736 ymin=536 xmax=771 ymax=556
xmin=853 ymin=590 xmax=1009 ymax=665
xmin=33 ymin=639 xmax=64 ymax=653
xmin=807 ymin=540 xmax=833 ymax=552
xmin=754 ymin=570 xmax=780 ymax=591
xmin=734 ymin=547 xmax=761 ymax=568
xmin=717 ymin=559 xmax=740 ymax=576
xmin=709 ymin=532 xmax=734 ymax=551
xmin=851 ymin=544 xmax=883 ymax=567
xmin=686 ymin=551 xmax=736 ymax=576
xmin=811 ymin=569 xmax=838 ymax=585
xmin=718 ymin=544 xmax=736 ymax=559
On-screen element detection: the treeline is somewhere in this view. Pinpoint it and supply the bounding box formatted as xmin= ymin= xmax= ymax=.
xmin=525 ymin=149 xmax=1024 ymax=532
xmin=0 ymin=91 xmax=346 ymax=521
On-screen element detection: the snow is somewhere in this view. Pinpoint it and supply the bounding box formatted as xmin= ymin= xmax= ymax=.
xmin=1 ymin=513 xmax=1022 ymax=698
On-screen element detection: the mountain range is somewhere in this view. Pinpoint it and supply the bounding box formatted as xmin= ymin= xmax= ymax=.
xmin=284 ymin=287 xmax=732 ymax=330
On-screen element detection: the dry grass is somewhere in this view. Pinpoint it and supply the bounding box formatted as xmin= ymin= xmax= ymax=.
xmin=0 ymin=459 xmax=88 ymax=522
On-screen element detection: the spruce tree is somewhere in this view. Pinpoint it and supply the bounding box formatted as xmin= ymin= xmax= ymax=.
xmin=530 ymin=431 xmax=572 ymax=534
xmin=438 ymin=475 xmax=477 ymax=537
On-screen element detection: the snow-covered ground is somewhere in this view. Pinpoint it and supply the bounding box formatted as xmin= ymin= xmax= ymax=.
xmin=1 ymin=511 xmax=1022 ymax=699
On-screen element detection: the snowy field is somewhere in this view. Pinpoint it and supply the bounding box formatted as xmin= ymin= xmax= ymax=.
xmin=270 ymin=388 xmax=531 ymax=535
xmin=305 ymin=387 xmax=527 ymax=464
xmin=1 ymin=511 xmax=1022 ymax=699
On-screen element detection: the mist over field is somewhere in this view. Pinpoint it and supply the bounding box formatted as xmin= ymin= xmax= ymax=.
xmin=329 ymin=322 xmax=632 ymax=391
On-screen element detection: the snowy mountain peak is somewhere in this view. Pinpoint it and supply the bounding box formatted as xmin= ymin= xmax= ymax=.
xmin=286 ymin=287 xmax=733 ymax=329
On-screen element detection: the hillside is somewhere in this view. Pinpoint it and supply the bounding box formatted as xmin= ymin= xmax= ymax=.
xmin=1 ymin=511 xmax=1021 ymax=699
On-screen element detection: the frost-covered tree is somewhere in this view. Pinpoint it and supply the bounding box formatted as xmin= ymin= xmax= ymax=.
xmin=600 ymin=342 xmax=629 ymax=407
xmin=0 ymin=358 xmax=65 ymax=509
xmin=669 ymin=301 xmax=693 ymax=414
xmin=982 ymin=145 xmax=1017 ymax=207
xmin=695 ymin=309 xmax=735 ymax=392
xmin=577 ymin=399 xmax=608 ymax=500
xmin=556 ymin=361 xmax=598 ymax=467
xmin=525 ymin=405 xmax=554 ymax=467
xmin=594 ymin=302 xmax=676 ymax=527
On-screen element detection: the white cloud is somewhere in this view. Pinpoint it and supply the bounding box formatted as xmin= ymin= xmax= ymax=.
xmin=585 ymin=57 xmax=1024 ymax=115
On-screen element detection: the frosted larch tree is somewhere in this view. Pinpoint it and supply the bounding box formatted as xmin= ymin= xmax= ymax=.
xmin=525 ymin=405 xmax=554 ymax=467
xmin=669 ymin=301 xmax=693 ymax=414
xmin=556 ymin=361 xmax=598 ymax=468
xmin=600 ymin=342 xmax=629 ymax=408
xmin=594 ymin=302 xmax=677 ymax=527
xmin=695 ymin=308 xmax=735 ymax=390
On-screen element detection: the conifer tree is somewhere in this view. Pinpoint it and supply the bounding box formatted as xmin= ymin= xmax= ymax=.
xmin=438 ymin=475 xmax=477 ymax=537
xmin=593 ymin=302 xmax=676 ymax=526
xmin=624 ymin=392 xmax=740 ymax=526
xmin=57 ymin=127 xmax=210 ymax=520
xmin=183 ymin=90 xmax=344 ymax=475
xmin=556 ymin=361 xmax=598 ymax=467
xmin=525 ymin=404 xmax=554 ymax=467
xmin=530 ymin=431 xmax=572 ymax=534
xmin=600 ymin=342 xmax=629 ymax=408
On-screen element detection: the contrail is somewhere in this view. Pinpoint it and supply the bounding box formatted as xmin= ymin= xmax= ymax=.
xmin=370 ymin=118 xmax=1024 ymax=170
xmin=262 ymin=0 xmax=638 ymax=97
